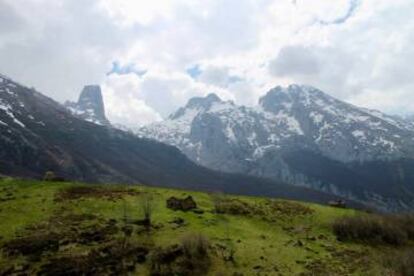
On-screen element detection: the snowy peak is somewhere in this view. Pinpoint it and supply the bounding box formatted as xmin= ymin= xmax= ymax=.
xmin=187 ymin=93 xmax=222 ymax=109
xmin=259 ymin=85 xmax=335 ymax=114
xmin=65 ymin=85 xmax=110 ymax=126
xmin=139 ymin=83 xmax=414 ymax=165
xmin=170 ymin=93 xmax=223 ymax=120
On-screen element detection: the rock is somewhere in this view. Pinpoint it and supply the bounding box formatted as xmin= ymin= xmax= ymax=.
xmin=169 ymin=217 xmax=185 ymax=226
xmin=166 ymin=196 xmax=197 ymax=211
xmin=43 ymin=171 xmax=65 ymax=182
xmin=193 ymin=208 xmax=204 ymax=214
xmin=328 ymin=200 xmax=347 ymax=208
xmin=294 ymin=240 xmax=304 ymax=247
xmin=64 ymin=85 xmax=110 ymax=126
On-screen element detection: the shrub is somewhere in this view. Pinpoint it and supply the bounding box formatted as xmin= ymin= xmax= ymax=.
xmin=213 ymin=197 xmax=252 ymax=216
xmin=43 ymin=171 xmax=56 ymax=181
xmin=181 ymin=232 xmax=209 ymax=259
xmin=391 ymin=214 xmax=414 ymax=240
xmin=332 ymin=214 xmax=414 ymax=246
xmin=140 ymin=194 xmax=154 ymax=227
xmin=384 ymin=249 xmax=414 ymax=276
xmin=149 ymin=233 xmax=210 ymax=276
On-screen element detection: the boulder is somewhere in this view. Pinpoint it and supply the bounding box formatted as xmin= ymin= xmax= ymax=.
xmin=166 ymin=196 xmax=197 ymax=211
xmin=328 ymin=200 xmax=346 ymax=208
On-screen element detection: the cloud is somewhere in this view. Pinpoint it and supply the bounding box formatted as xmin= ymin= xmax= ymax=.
xmin=102 ymin=70 xmax=235 ymax=126
xmin=0 ymin=0 xmax=135 ymax=102
xmin=268 ymin=0 xmax=414 ymax=114
xmin=194 ymin=65 xmax=243 ymax=88
xmin=1 ymin=0 xmax=414 ymax=126
xmin=269 ymin=46 xmax=321 ymax=76
xmin=102 ymin=74 xmax=162 ymax=127
xmin=0 ymin=1 xmax=23 ymax=35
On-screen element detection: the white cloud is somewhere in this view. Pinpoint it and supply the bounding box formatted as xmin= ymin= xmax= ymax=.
xmin=102 ymin=74 xmax=162 ymax=127
xmin=1 ymin=0 xmax=414 ymax=126
xmin=102 ymin=70 xmax=234 ymax=126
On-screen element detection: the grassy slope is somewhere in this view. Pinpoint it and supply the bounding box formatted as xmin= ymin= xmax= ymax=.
xmin=0 ymin=178 xmax=399 ymax=275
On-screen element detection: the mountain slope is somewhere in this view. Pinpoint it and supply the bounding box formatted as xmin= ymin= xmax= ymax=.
xmin=138 ymin=85 xmax=414 ymax=211
xmin=0 ymin=74 xmax=346 ymax=206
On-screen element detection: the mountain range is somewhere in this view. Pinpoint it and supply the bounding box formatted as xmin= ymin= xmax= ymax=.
xmin=138 ymin=85 xmax=414 ymax=211
xmin=0 ymin=73 xmax=344 ymax=206
xmin=1 ymin=71 xmax=413 ymax=211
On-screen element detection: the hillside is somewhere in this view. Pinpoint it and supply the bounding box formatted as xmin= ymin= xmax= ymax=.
xmin=0 ymin=178 xmax=412 ymax=275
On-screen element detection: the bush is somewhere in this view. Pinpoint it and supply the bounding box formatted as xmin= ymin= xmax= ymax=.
xmin=181 ymin=232 xmax=209 ymax=259
xmin=140 ymin=194 xmax=154 ymax=227
xmin=43 ymin=171 xmax=56 ymax=181
xmin=333 ymin=214 xmax=414 ymax=246
xmin=384 ymin=249 xmax=414 ymax=276
xmin=213 ymin=196 xmax=252 ymax=216
xmin=392 ymin=214 xmax=414 ymax=240
xmin=149 ymin=233 xmax=210 ymax=276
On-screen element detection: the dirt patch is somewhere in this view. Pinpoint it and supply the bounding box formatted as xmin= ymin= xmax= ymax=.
xmin=77 ymin=223 xmax=119 ymax=244
xmin=214 ymin=198 xmax=253 ymax=216
xmin=213 ymin=197 xmax=313 ymax=220
xmin=38 ymin=241 xmax=149 ymax=275
xmin=0 ymin=209 xmax=151 ymax=275
xmin=300 ymin=248 xmax=371 ymax=275
xmin=55 ymin=186 xmax=140 ymax=201
xmin=267 ymin=200 xmax=314 ymax=217
xmin=2 ymin=233 xmax=61 ymax=260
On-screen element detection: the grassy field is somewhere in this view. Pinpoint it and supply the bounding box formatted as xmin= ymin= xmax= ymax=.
xmin=0 ymin=178 xmax=408 ymax=275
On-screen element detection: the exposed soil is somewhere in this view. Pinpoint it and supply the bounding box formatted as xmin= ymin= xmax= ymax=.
xmin=55 ymin=186 xmax=140 ymax=201
xmin=0 ymin=209 xmax=152 ymax=274
xmin=214 ymin=197 xmax=314 ymax=220
xmin=2 ymin=233 xmax=61 ymax=259
xmin=38 ymin=242 xmax=149 ymax=275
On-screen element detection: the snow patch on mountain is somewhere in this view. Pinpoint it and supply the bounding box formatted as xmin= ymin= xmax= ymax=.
xmin=138 ymin=84 xmax=414 ymax=171
xmin=0 ymin=99 xmax=25 ymax=128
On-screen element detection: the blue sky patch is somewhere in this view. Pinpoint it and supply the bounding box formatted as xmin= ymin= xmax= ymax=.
xmin=186 ymin=64 xmax=202 ymax=79
xmin=107 ymin=61 xmax=147 ymax=76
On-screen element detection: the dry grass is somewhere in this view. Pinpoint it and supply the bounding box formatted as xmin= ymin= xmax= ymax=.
xmin=333 ymin=213 xmax=414 ymax=246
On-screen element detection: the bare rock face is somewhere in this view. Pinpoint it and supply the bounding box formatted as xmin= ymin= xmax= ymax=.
xmin=166 ymin=196 xmax=197 ymax=211
xmin=65 ymin=85 xmax=110 ymax=126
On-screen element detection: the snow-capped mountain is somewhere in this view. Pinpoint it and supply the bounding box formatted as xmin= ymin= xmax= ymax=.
xmin=65 ymin=85 xmax=110 ymax=126
xmin=139 ymin=85 xmax=414 ymax=211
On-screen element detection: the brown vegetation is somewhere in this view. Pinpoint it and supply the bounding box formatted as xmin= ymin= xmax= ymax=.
xmin=333 ymin=213 xmax=414 ymax=246
xmin=384 ymin=249 xmax=414 ymax=276
xmin=55 ymin=186 xmax=139 ymax=201
xmin=150 ymin=233 xmax=210 ymax=276
xmin=213 ymin=195 xmax=313 ymax=220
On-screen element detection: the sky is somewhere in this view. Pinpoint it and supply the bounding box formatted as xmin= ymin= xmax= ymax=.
xmin=0 ymin=0 xmax=413 ymax=127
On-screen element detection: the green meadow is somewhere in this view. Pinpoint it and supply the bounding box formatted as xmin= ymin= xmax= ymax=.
xmin=0 ymin=178 xmax=410 ymax=275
